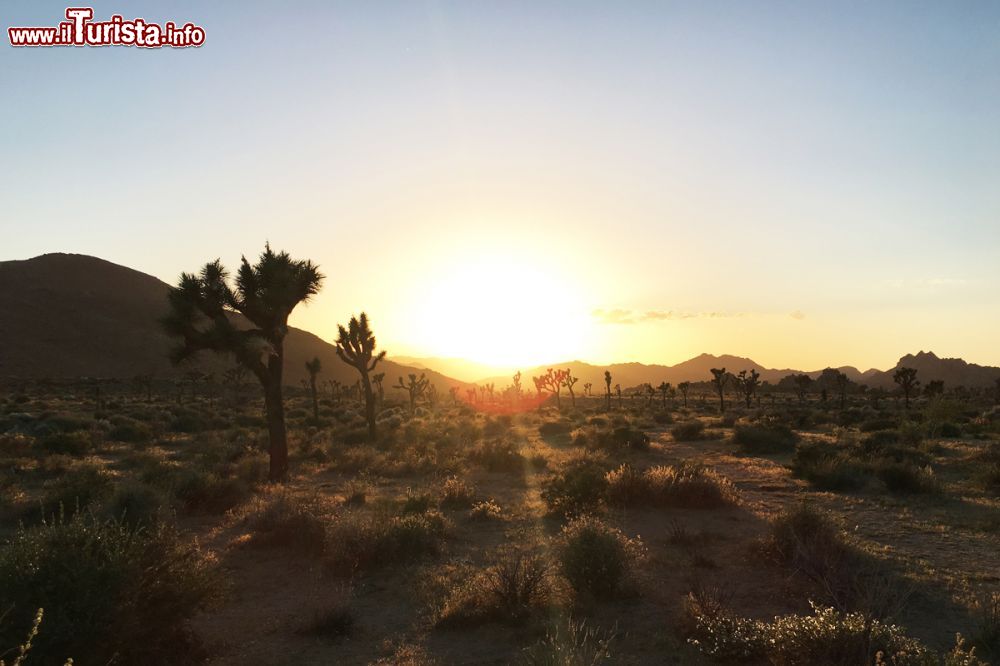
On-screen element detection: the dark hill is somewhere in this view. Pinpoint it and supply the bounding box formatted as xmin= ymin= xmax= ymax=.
xmin=0 ymin=253 xmax=462 ymax=391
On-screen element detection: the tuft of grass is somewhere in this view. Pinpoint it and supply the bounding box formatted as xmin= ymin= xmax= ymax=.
xmin=605 ymin=463 xmax=737 ymax=509
xmin=437 ymin=549 xmax=552 ymax=628
xmin=244 ymin=490 xmax=328 ymax=555
xmin=521 ymin=618 xmax=616 ymax=665
xmin=439 ymin=476 xmax=475 ymax=509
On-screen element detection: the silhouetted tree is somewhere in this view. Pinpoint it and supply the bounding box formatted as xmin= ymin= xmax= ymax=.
xmin=604 ymin=370 xmax=612 ymax=411
xmin=658 ymin=381 xmax=671 ymax=409
xmin=615 ymin=383 xmax=622 ymax=409
xmin=678 ymin=381 xmax=691 ymax=408
xmin=736 ymin=369 xmax=761 ymax=409
xmin=372 ymin=372 xmax=386 ymax=409
xmin=833 ymin=370 xmax=849 ymax=410
xmin=395 ymin=372 xmax=429 ymax=413
xmin=335 ymin=312 xmax=386 ymax=439
xmin=793 ymin=374 xmax=813 ymax=405
xmin=995 ymin=377 xmax=1000 ymax=405
xmin=534 ymin=368 xmax=569 ymax=408
xmin=710 ymin=368 xmax=729 ymax=413
xmin=924 ymin=379 xmax=944 ymax=398
xmin=893 ymin=367 xmax=919 ymax=409
xmin=162 ymin=245 xmax=323 ymax=481
xmin=564 ymin=372 xmax=578 ymax=408
xmin=583 ymin=382 xmax=592 ymax=397
xmin=305 ymin=357 xmax=322 ymax=421
xmin=449 ymin=386 xmax=460 ymax=405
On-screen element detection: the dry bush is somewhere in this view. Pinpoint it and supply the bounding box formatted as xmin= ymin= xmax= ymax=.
xmin=556 ymin=515 xmax=644 ymax=599
xmin=437 ymin=549 xmax=552 ymax=628
xmin=520 ymin=618 xmax=617 ymax=665
xmin=469 ymin=498 xmax=504 ymax=522
xmin=542 ymin=460 xmax=609 ymax=517
xmin=439 ymin=476 xmax=475 ymax=509
xmin=605 ymin=463 xmax=737 ymax=509
xmin=671 ymin=421 xmax=706 ymax=441
xmin=324 ymin=508 xmax=448 ymax=576
xmin=242 ymin=490 xmax=328 ymax=555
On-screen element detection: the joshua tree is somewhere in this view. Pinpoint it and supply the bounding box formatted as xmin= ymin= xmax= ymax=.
xmin=224 ymin=365 xmax=249 ymax=404
xmin=534 ymin=368 xmax=569 ymax=408
xmin=132 ymin=374 xmax=153 ymax=403
xmin=736 ymin=369 xmax=761 ymax=409
xmin=995 ymin=377 xmax=1000 ymax=405
xmin=924 ymin=379 xmax=944 ymax=398
xmin=793 ymin=374 xmax=813 ymax=405
xmin=511 ymin=371 xmax=522 ymax=399
xmin=678 ymin=381 xmax=691 ymax=408
xmin=305 ymin=357 xmax=322 ymax=421
xmin=484 ymin=382 xmax=495 ymax=403
xmin=604 ymin=370 xmax=612 ymax=411
xmin=162 ymin=245 xmax=323 ymax=481
xmin=615 ymin=383 xmax=623 ymax=409
xmin=395 ymin=373 xmax=430 ymax=413
xmin=564 ymin=372 xmax=578 ymax=408
xmin=583 ymin=382 xmax=592 ymax=397
xmin=893 ymin=367 xmax=920 ymax=409
xmin=335 ymin=312 xmax=387 ymax=440
xmin=372 ymin=372 xmax=386 ymax=409
xmin=710 ymin=368 xmax=729 ymax=413
xmin=833 ymin=370 xmax=849 ymax=410
xmin=657 ymin=382 xmax=671 ymax=409
xmin=643 ymin=383 xmax=655 ymax=407
xmin=449 ymin=386 xmax=460 ymax=405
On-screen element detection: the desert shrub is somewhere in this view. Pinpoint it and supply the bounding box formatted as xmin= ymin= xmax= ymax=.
xmin=299 ymin=601 xmax=355 ymax=641
xmin=107 ymin=415 xmax=154 ymax=443
xmin=104 ymin=481 xmax=167 ymax=527
xmin=671 ymin=421 xmax=705 ymax=441
xmin=685 ymin=599 xmax=944 ymax=665
xmin=609 ymin=425 xmax=650 ymax=451
xmin=245 ymin=491 xmax=327 ymax=555
xmin=521 ymin=618 xmax=616 ymax=665
xmin=605 ymin=464 xmax=736 ymax=509
xmin=874 ymin=461 xmax=940 ymax=494
xmin=733 ymin=423 xmax=797 ymax=454
xmin=971 ymin=592 xmax=1000 ymax=662
xmin=39 ymin=430 xmax=92 ymax=456
xmin=0 ymin=512 xmax=219 ymax=665
xmin=539 ymin=419 xmax=574 ymax=438
xmin=557 ymin=515 xmax=643 ymax=599
xmin=483 ymin=414 xmax=513 ymax=437
xmin=469 ymin=499 xmax=504 ymax=521
xmin=401 ymin=489 xmax=436 ymax=515
xmin=39 ymin=464 xmax=114 ymax=517
xmin=439 ymin=476 xmax=475 ymax=509
xmin=861 ymin=417 xmax=899 ymax=433
xmin=977 ymin=464 xmax=1000 ymax=493
xmin=791 ymin=442 xmax=868 ymax=491
xmin=437 ymin=549 xmax=551 ymax=628
xmin=542 ymin=461 xmax=608 ymax=517
xmin=653 ymin=411 xmax=674 ymax=425
xmin=172 ymin=469 xmax=249 ymax=514
xmin=469 ymin=438 xmax=526 ymax=473
xmin=325 ymin=509 xmax=448 ymax=575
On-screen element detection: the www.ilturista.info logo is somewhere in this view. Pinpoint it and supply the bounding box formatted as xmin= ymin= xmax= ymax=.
xmin=8 ymin=7 xmax=205 ymax=48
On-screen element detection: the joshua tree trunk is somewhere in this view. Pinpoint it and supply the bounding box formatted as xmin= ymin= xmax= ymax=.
xmin=264 ymin=353 xmax=288 ymax=481
xmin=309 ymin=376 xmax=319 ymax=421
xmin=361 ymin=373 xmax=376 ymax=439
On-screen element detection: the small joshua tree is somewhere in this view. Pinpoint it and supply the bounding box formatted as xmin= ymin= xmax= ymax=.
xmin=678 ymin=381 xmax=691 ymax=408
xmin=564 ymin=372 xmax=578 ymax=408
xmin=604 ymin=370 xmax=612 ymax=411
xmin=924 ymin=379 xmax=944 ymax=399
xmin=534 ymin=368 xmax=569 ymax=408
xmin=834 ymin=370 xmax=849 ymax=410
xmin=657 ymin=382 xmax=671 ymax=409
xmin=449 ymin=386 xmax=460 ymax=405
xmin=736 ymin=369 xmax=761 ymax=409
xmin=372 ymin=372 xmax=386 ymax=409
xmin=305 ymin=356 xmax=322 ymax=421
xmin=335 ymin=312 xmax=386 ymax=440
xmin=615 ymin=383 xmax=623 ymax=409
xmin=162 ymin=245 xmax=323 ymax=481
xmin=710 ymin=368 xmax=729 ymax=413
xmin=793 ymin=374 xmax=813 ymax=405
xmin=396 ymin=373 xmax=430 ymax=413
xmin=893 ymin=366 xmax=920 ymax=409
xmin=583 ymin=382 xmax=592 ymax=397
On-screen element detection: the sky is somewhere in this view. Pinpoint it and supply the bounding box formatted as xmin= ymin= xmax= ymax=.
xmin=2 ymin=1 xmax=999 ymax=372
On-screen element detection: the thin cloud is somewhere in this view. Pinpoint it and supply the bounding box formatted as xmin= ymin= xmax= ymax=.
xmin=593 ymin=308 xmax=744 ymax=324
xmin=789 ymin=310 xmax=806 ymax=320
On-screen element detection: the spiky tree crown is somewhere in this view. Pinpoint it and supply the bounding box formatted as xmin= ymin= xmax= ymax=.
xmin=335 ymin=312 xmax=386 ymax=372
xmin=305 ymin=357 xmax=322 ymax=377
xmin=162 ymin=245 xmax=323 ymax=379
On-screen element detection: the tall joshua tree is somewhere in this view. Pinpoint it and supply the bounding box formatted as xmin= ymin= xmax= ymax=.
xmin=678 ymin=381 xmax=691 ymax=408
xmin=395 ymin=373 xmax=430 ymax=414
xmin=658 ymin=381 xmax=671 ymax=409
xmin=335 ymin=312 xmax=386 ymax=439
xmin=710 ymin=368 xmax=729 ymax=413
xmin=893 ymin=366 xmax=919 ymax=410
xmin=604 ymin=370 xmax=612 ymax=411
xmin=162 ymin=245 xmax=323 ymax=481
xmin=564 ymin=372 xmax=578 ymax=408
xmin=736 ymin=369 xmax=761 ymax=409
xmin=305 ymin=357 xmax=322 ymax=421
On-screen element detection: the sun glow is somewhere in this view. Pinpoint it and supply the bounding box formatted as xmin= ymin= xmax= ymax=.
xmin=402 ymin=253 xmax=590 ymax=369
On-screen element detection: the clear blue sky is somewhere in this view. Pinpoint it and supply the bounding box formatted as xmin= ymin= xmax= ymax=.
xmin=2 ymin=1 xmax=998 ymax=369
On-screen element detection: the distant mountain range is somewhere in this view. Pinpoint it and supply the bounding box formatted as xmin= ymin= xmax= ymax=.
xmin=2 ymin=253 xmax=997 ymax=392
xmin=451 ymin=351 xmax=999 ymax=391
xmin=0 ymin=254 xmax=461 ymax=392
